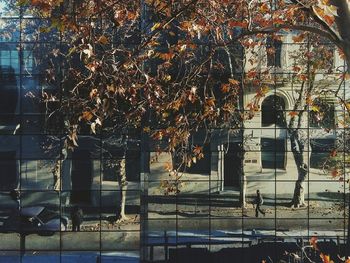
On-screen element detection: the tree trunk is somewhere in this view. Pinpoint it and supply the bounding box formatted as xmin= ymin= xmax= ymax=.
xmin=117 ymin=158 xmax=128 ymax=222
xmin=290 ymin=131 xmax=308 ymax=208
xmin=239 ymin=173 xmax=247 ymax=208
xmin=291 ymin=179 xmax=306 ymax=208
xmin=347 ymin=190 xmax=350 ymax=256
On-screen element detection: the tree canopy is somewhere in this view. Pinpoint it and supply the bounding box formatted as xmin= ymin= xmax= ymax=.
xmin=16 ymin=0 xmax=349 ymax=185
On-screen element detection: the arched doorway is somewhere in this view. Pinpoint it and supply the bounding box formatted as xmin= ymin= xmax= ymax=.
xmin=261 ymin=95 xmax=287 ymax=169
xmin=261 ymin=95 xmax=286 ymax=127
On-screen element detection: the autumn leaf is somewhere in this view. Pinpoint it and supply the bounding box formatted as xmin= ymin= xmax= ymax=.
xmin=106 ymin=84 xmax=115 ymax=93
xmin=292 ymin=33 xmax=306 ymax=43
xmin=221 ymin=83 xmax=230 ymax=93
xmin=98 ymin=35 xmax=109 ymax=45
xmin=90 ymin=89 xmax=98 ymax=99
xmin=31 ymin=0 xmax=42 ymax=6
xmin=247 ymin=70 xmax=258 ymax=79
xmin=164 ymin=162 xmax=172 ymax=172
xmin=310 ymin=236 xmax=318 ymax=250
xmin=293 ymin=66 xmax=301 ymax=72
xmin=311 ymin=105 xmax=320 ymax=112
xmin=228 ymin=78 xmax=240 ymax=85
xmin=323 ymin=15 xmax=335 ymax=25
xmin=343 ymin=73 xmax=350 ymax=80
xmin=260 ymin=3 xmax=269 ymax=13
xmin=143 ymin=126 xmax=151 ymax=133
xmin=331 ymin=169 xmax=339 ymax=178
xmin=320 ymin=253 xmax=334 ymax=263
xmin=157 ymin=52 xmax=175 ymax=61
xmin=298 ymin=74 xmax=308 ymax=81
xmin=82 ymin=111 xmax=94 ymax=121
xmin=345 ymin=103 xmax=350 ymax=111
xmin=289 ymin=111 xmax=298 ymax=117
xmin=127 ymin=11 xmax=137 ymax=20
xmin=256 ymin=86 xmax=269 ymax=97
xmin=193 ymin=146 xmax=203 ymax=155
xmin=305 ymin=96 xmax=313 ymax=105
xmin=205 ymin=98 xmax=216 ymax=107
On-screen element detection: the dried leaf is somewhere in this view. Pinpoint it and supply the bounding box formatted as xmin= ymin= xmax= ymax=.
xmin=289 ymin=111 xmax=298 ymax=117
xmin=98 ymin=35 xmax=109 ymax=45
xmin=82 ymin=111 xmax=94 ymax=121
xmin=228 ymin=78 xmax=240 ymax=85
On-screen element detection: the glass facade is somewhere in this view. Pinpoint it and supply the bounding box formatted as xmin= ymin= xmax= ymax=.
xmin=0 ymin=1 xmax=348 ymax=263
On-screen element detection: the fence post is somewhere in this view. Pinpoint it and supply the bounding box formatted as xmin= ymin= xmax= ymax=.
xmin=164 ymin=231 xmax=168 ymax=261
xmin=150 ymin=246 xmax=154 ymax=261
xmin=337 ymin=236 xmax=340 ymax=254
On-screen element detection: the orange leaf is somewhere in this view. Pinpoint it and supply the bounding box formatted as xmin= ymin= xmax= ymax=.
xmin=247 ymin=70 xmax=257 ymax=79
xmin=298 ymin=74 xmax=308 ymax=81
xmin=289 ymin=111 xmax=298 ymax=117
xmin=331 ymin=169 xmax=339 ymax=178
xmin=158 ymin=52 xmax=175 ymax=61
xmin=228 ymin=78 xmax=240 ymax=85
xmin=143 ymin=126 xmax=150 ymax=133
xmin=293 ymin=66 xmax=301 ymax=72
xmin=260 ymin=3 xmax=269 ymax=13
xmin=98 ymin=35 xmax=109 ymax=45
xmin=324 ymin=15 xmax=335 ymax=25
xmin=228 ymin=20 xmax=248 ymax=28
xmin=164 ymin=162 xmax=172 ymax=172
xmin=310 ymin=236 xmax=318 ymax=250
xmin=306 ymin=96 xmax=312 ymax=105
xmin=193 ymin=146 xmax=203 ymax=155
xmin=82 ymin=111 xmax=94 ymax=121
xmin=31 ymin=0 xmax=41 ymax=5
xmin=292 ymin=33 xmax=305 ymax=42
xmin=221 ymin=84 xmax=230 ymax=93
xmin=127 ymin=11 xmax=137 ymax=20
xmin=320 ymin=253 xmax=334 ymax=263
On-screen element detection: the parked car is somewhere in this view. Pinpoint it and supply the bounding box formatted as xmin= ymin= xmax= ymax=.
xmin=2 ymin=206 xmax=69 ymax=236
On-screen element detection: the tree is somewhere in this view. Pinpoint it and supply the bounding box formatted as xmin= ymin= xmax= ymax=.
xmin=24 ymin=0 xmax=350 ymax=243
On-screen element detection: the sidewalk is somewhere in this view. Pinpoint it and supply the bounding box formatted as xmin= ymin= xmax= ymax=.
xmin=0 ymin=252 xmax=139 ymax=263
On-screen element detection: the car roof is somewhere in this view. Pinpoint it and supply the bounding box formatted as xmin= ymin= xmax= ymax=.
xmin=20 ymin=206 xmax=45 ymax=217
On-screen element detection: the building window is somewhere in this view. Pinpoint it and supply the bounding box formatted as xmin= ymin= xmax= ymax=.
xmin=172 ymin=144 xmax=211 ymax=174
xmin=266 ymin=37 xmax=282 ymax=67
xmin=0 ymin=65 xmax=18 ymax=124
xmin=309 ymin=99 xmax=335 ymax=129
xmin=261 ymin=138 xmax=286 ymax=169
xmin=310 ymin=139 xmax=335 ymax=168
xmin=103 ymin=158 xmax=120 ymax=182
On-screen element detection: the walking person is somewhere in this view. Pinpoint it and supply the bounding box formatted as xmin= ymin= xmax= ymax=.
xmin=254 ymin=189 xmax=266 ymax=217
xmin=70 ymin=206 xmax=83 ymax=231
